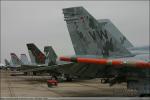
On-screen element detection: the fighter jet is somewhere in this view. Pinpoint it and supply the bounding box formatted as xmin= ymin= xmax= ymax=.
xmin=59 ymin=7 xmax=150 ymax=96
xmin=13 ymin=6 xmax=149 ymax=96
xmin=5 ymin=53 xmax=31 ymax=70
xmin=22 ymin=7 xmax=150 ymax=84
xmin=4 ymin=53 xmax=22 ymax=70
xmin=18 ymin=43 xmax=68 ymax=76
xmin=26 ymin=43 xmax=58 ymax=66
xmin=16 ymin=44 xmax=46 ymax=75
xmin=13 ymin=44 xmax=46 ymax=73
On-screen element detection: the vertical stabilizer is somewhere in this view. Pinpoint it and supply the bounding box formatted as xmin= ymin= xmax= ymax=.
xmin=27 ymin=43 xmax=46 ymax=64
xmin=97 ymin=19 xmax=133 ymax=48
xmin=44 ymin=46 xmax=57 ymax=65
xmin=63 ymin=7 xmax=133 ymax=57
xmin=4 ymin=59 xmax=10 ymax=66
xmin=10 ymin=53 xmax=22 ymax=66
xmin=28 ymin=50 xmax=36 ymax=65
xmin=20 ymin=54 xmax=30 ymax=65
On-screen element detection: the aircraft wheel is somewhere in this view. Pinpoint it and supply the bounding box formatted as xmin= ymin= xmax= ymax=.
xmin=24 ymin=72 xmax=27 ymax=76
xmin=33 ymin=72 xmax=37 ymax=75
xmin=101 ymin=79 xmax=105 ymax=83
xmin=140 ymin=94 xmax=150 ymax=97
xmin=101 ymin=78 xmax=109 ymax=83
xmin=66 ymin=77 xmax=72 ymax=82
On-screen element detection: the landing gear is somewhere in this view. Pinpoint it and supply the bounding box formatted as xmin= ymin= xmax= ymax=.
xmin=33 ymin=72 xmax=37 ymax=75
xmin=50 ymin=75 xmax=58 ymax=80
xmin=127 ymin=78 xmax=150 ymax=97
xmin=66 ymin=76 xmax=72 ymax=82
xmin=64 ymin=74 xmax=72 ymax=82
xmin=24 ymin=72 xmax=27 ymax=76
xmin=101 ymin=78 xmax=110 ymax=83
xmin=140 ymin=94 xmax=150 ymax=97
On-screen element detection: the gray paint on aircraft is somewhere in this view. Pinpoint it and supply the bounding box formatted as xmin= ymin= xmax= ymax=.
xmin=63 ymin=7 xmax=133 ymax=57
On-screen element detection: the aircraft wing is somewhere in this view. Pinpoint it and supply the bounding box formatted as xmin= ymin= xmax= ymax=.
xmin=19 ymin=62 xmax=103 ymax=79
xmin=17 ymin=64 xmax=44 ymax=71
xmin=19 ymin=56 xmax=150 ymax=79
xmin=20 ymin=62 xmax=75 ymax=74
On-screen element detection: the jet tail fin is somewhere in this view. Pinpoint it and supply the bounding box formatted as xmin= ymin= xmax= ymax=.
xmin=27 ymin=43 xmax=46 ymax=64
xmin=10 ymin=53 xmax=22 ymax=66
xmin=63 ymin=7 xmax=133 ymax=57
xmin=97 ymin=19 xmax=133 ymax=48
xmin=4 ymin=59 xmax=10 ymax=66
xmin=20 ymin=54 xmax=30 ymax=65
xmin=44 ymin=46 xmax=57 ymax=65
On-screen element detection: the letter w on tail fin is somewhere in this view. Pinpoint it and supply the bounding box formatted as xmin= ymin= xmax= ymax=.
xmin=63 ymin=7 xmax=133 ymax=58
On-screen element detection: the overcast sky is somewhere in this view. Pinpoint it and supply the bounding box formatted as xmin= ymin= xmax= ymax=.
xmin=1 ymin=1 xmax=149 ymax=64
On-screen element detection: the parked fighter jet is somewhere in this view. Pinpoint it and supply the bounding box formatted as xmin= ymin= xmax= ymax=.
xmin=16 ymin=44 xmax=47 ymax=75
xmin=27 ymin=43 xmax=57 ymax=66
xmin=13 ymin=44 xmax=47 ymax=72
xmin=59 ymin=6 xmax=150 ymax=96
xmin=13 ymin=6 xmax=149 ymax=96
xmin=3 ymin=53 xmax=22 ymax=70
xmin=18 ymin=44 xmax=60 ymax=75
xmin=22 ymin=6 xmax=150 ymax=82
xmin=4 ymin=53 xmax=30 ymax=70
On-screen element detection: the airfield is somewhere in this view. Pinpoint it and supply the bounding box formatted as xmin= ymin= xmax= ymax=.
xmin=0 ymin=69 xmax=138 ymax=97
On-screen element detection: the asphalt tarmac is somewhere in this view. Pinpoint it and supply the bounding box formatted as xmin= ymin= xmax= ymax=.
xmin=0 ymin=70 xmax=137 ymax=97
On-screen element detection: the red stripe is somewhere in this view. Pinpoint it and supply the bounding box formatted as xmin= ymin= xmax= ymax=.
xmin=135 ymin=62 xmax=150 ymax=68
xmin=112 ymin=60 xmax=123 ymax=65
xmin=60 ymin=56 xmax=150 ymax=69
xmin=59 ymin=57 xmax=71 ymax=61
xmin=111 ymin=60 xmax=123 ymax=68
xmin=77 ymin=58 xmax=107 ymax=65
